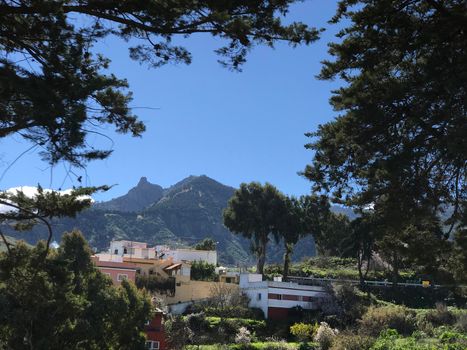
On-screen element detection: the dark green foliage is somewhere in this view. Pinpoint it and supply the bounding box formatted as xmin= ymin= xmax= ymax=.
xmin=449 ymin=227 xmax=467 ymax=284
xmin=195 ymin=238 xmax=217 ymax=251
xmin=315 ymin=213 xmax=352 ymax=257
xmin=0 ymin=230 xmax=152 ymax=349
xmin=135 ymin=274 xmax=175 ymax=295
xmin=366 ymin=285 xmax=466 ymax=309
xmin=1 ymin=0 xmax=319 ymax=167
xmin=305 ymin=0 xmax=466 ymax=225
xmin=304 ymin=0 xmax=467 ymax=284
xmin=191 ymin=260 xmax=217 ymax=281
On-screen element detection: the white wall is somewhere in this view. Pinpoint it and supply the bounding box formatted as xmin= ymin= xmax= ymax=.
xmin=162 ymin=249 xmax=217 ymax=265
xmin=242 ymin=285 xmax=269 ymax=318
xmin=109 ymin=241 xmax=156 ymax=259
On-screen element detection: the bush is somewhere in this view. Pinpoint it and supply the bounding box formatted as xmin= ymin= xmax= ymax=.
xmin=187 ymin=312 xmax=210 ymax=345
xmin=135 ymin=274 xmax=175 ymax=295
xmin=359 ymin=306 xmax=416 ymax=337
xmin=319 ymin=283 xmax=369 ymax=326
xmin=290 ymin=323 xmax=316 ymax=342
xmin=191 ymin=260 xmax=217 ymax=281
xmin=218 ymin=318 xmax=242 ymax=343
xmin=313 ymin=322 xmax=338 ymax=350
xmin=329 ymin=334 xmax=374 ymax=350
xmin=423 ymin=303 xmax=456 ymax=327
xmin=297 ymin=342 xmax=317 ymax=350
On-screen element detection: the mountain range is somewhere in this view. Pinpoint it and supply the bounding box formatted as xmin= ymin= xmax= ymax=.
xmin=5 ymin=175 xmax=354 ymax=265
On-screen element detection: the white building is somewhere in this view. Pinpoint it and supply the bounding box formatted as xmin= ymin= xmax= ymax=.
xmin=239 ymin=274 xmax=328 ymax=320
xmin=110 ymin=240 xmax=157 ymax=259
xmin=155 ymin=245 xmax=217 ymax=265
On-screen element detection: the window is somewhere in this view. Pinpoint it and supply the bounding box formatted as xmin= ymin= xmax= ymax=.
xmin=123 ymin=247 xmax=128 ymax=254
xmin=145 ymin=341 xmax=160 ymax=350
xmin=117 ymin=274 xmax=128 ymax=282
xmin=114 ymin=249 xmax=118 ymax=254
xmin=283 ymin=294 xmax=299 ymax=301
xmin=302 ymin=296 xmax=313 ymax=302
xmin=268 ymin=293 xmax=282 ymax=300
xmin=257 ymin=293 xmax=262 ymax=301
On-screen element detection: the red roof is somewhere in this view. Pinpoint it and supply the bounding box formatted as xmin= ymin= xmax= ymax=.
xmin=93 ymin=258 xmax=137 ymax=271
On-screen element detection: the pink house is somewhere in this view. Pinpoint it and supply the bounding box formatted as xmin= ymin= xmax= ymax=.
xmin=93 ymin=257 xmax=137 ymax=285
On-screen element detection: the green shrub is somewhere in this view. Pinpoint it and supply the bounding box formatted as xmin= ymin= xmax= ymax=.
xmin=192 ymin=305 xmax=264 ymax=320
xmin=359 ymin=306 xmax=416 ymax=337
xmin=330 ymin=334 xmax=374 ymax=350
xmin=320 ymin=283 xmax=370 ymax=326
xmin=206 ymin=317 xmax=267 ymax=335
xmin=191 ymin=260 xmax=217 ymax=281
xmin=290 ymin=323 xmax=316 ymax=342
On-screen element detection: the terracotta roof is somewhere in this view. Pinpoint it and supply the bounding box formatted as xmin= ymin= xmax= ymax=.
xmin=94 ymin=259 xmax=138 ymax=270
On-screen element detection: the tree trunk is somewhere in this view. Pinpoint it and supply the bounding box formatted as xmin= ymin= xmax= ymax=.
xmin=357 ymin=248 xmax=365 ymax=288
xmin=256 ymin=234 xmax=268 ymax=275
xmin=392 ymin=252 xmax=399 ymax=287
xmin=283 ymin=243 xmax=293 ymax=279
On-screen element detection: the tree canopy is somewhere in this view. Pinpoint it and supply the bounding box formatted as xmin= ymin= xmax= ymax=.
xmin=223 ymin=182 xmax=286 ymax=274
xmin=304 ymin=0 xmax=466 ymax=230
xmin=1 ymin=0 xmax=319 ymax=167
xmin=0 ymin=230 xmax=152 ymax=349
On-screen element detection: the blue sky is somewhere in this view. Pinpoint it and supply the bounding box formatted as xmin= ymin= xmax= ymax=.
xmin=0 ymin=0 xmax=344 ymax=201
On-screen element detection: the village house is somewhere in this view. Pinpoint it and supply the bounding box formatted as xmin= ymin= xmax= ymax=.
xmin=92 ymin=256 xmax=137 ymax=284
xmin=239 ymin=273 xmax=328 ymax=320
xmin=145 ymin=308 xmax=166 ymax=350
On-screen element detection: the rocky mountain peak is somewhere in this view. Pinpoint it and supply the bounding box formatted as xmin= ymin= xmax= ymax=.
xmin=138 ymin=176 xmax=149 ymax=185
